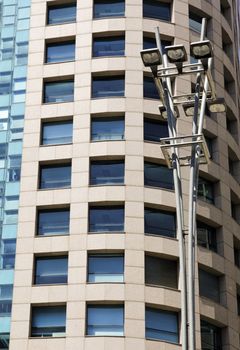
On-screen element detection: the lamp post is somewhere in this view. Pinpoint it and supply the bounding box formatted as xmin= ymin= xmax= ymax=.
xmin=140 ymin=20 xmax=225 ymax=350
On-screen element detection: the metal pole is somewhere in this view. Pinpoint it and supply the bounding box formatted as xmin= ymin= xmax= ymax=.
xmin=155 ymin=27 xmax=187 ymax=350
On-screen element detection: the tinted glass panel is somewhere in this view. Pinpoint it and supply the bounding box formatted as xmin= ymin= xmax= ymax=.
xmin=31 ymin=306 xmax=66 ymax=337
xmin=144 ymin=118 xmax=169 ymax=142
xmin=145 ymin=255 xmax=177 ymax=288
xmin=37 ymin=209 xmax=70 ymax=236
xmin=0 ymin=239 xmax=16 ymax=269
xmin=42 ymin=120 xmax=73 ymax=145
xmin=199 ymin=269 xmax=220 ymax=303
xmin=91 ymin=117 xmax=124 ymax=141
xmin=35 ymin=256 xmax=68 ymax=284
xmin=145 ymin=208 xmax=176 ymax=238
xmin=198 ymin=177 xmax=214 ymax=204
xmin=0 ymin=334 xmax=9 ymax=349
xmin=88 ymin=254 xmax=124 ymax=282
xmin=143 ymin=0 xmax=171 ymax=21
xmin=48 ymin=3 xmax=76 ymax=25
xmin=197 ymin=222 xmax=217 ymax=252
xmin=44 ymin=81 xmax=74 ymax=103
xmin=144 ymin=162 xmax=173 ymax=189
xmin=201 ymin=320 xmax=222 ymax=350
xmin=94 ymin=0 xmax=125 ymax=18
xmin=90 ymin=160 xmax=124 ymax=185
xmin=89 ymin=206 xmax=124 ymax=232
xmin=143 ymin=36 xmax=171 ymax=53
xmin=46 ymin=41 xmax=75 ymax=63
xmin=92 ymin=76 xmax=124 ymax=98
xmin=39 ymin=164 xmax=71 ymax=189
xmin=146 ymin=307 xmax=178 ymax=343
xmin=144 ymin=76 xmax=159 ymax=99
xmin=93 ymin=36 xmax=125 ymax=57
xmin=87 ymin=305 xmax=124 ymax=336
xmin=0 ymin=285 xmax=13 ymax=315
xmin=189 ymin=12 xmax=202 ymax=33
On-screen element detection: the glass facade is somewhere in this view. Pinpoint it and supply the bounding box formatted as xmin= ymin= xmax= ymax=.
xmin=0 ymin=0 xmax=30 ymax=345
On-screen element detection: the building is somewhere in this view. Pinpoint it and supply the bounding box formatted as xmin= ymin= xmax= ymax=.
xmin=0 ymin=0 xmax=239 ymax=349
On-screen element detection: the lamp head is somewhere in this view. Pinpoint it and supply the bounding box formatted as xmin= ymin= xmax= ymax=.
xmin=159 ymin=105 xmax=179 ymax=120
xmin=207 ymin=98 xmax=226 ymax=113
xmin=165 ymin=44 xmax=187 ymax=63
xmin=190 ymin=40 xmax=213 ymax=60
xmin=140 ymin=48 xmax=162 ymax=67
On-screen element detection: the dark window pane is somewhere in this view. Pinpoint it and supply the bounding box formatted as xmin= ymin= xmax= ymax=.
xmin=91 ymin=117 xmax=124 ymax=141
xmin=93 ymin=36 xmax=125 ymax=57
xmin=31 ymin=306 xmax=66 ymax=337
xmin=144 ymin=118 xmax=169 ymax=142
xmin=143 ymin=36 xmax=171 ymax=53
xmin=197 ymin=222 xmax=217 ymax=252
xmin=89 ymin=206 xmax=124 ymax=232
xmin=37 ymin=209 xmax=70 ymax=236
xmin=145 ymin=208 xmax=176 ymax=238
xmin=48 ymin=3 xmax=76 ymax=25
xmin=144 ymin=162 xmax=173 ymax=189
xmin=46 ymin=41 xmax=75 ymax=63
xmin=39 ymin=164 xmax=71 ymax=189
xmin=201 ymin=320 xmax=222 ymax=350
xmin=146 ymin=307 xmax=178 ymax=343
xmin=35 ymin=256 xmax=68 ymax=285
xmin=198 ymin=177 xmax=214 ymax=204
xmin=0 ymin=285 xmax=13 ymax=316
xmin=88 ymin=254 xmax=124 ymax=282
xmin=199 ymin=269 xmax=220 ymax=303
xmin=94 ymin=0 xmax=125 ymax=18
xmin=44 ymin=80 xmax=74 ymax=103
xmin=189 ymin=12 xmax=202 ymax=33
xmin=90 ymin=160 xmax=124 ymax=185
xmin=92 ymin=76 xmax=124 ymax=98
xmin=0 ymin=239 xmax=16 ymax=269
xmin=87 ymin=305 xmax=124 ymax=336
xmin=145 ymin=255 xmax=177 ymax=288
xmin=41 ymin=120 xmax=73 ymax=145
xmin=0 ymin=334 xmax=9 ymax=349
xmin=144 ymin=76 xmax=159 ymax=99
xmin=143 ymin=0 xmax=171 ymax=21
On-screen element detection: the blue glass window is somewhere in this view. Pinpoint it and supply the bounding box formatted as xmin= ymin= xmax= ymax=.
xmin=198 ymin=177 xmax=214 ymax=204
xmin=144 ymin=76 xmax=159 ymax=99
xmin=88 ymin=254 xmax=124 ymax=282
xmin=145 ymin=208 xmax=176 ymax=238
xmin=144 ymin=161 xmax=173 ymax=189
xmin=44 ymin=80 xmax=74 ymax=103
xmin=91 ymin=116 xmax=124 ymax=141
xmin=0 ymin=334 xmax=9 ymax=349
xmin=0 ymin=239 xmax=16 ymax=269
xmin=143 ymin=36 xmax=171 ymax=53
xmin=87 ymin=305 xmax=124 ymax=336
xmin=39 ymin=164 xmax=71 ymax=189
xmin=144 ymin=118 xmax=169 ymax=142
xmin=189 ymin=11 xmax=202 ymax=33
xmin=31 ymin=305 xmax=66 ymax=337
xmin=34 ymin=256 xmax=68 ymax=285
xmin=37 ymin=208 xmax=70 ymax=236
xmin=47 ymin=3 xmax=76 ymax=25
xmin=8 ymin=155 xmax=21 ymax=182
xmin=197 ymin=221 xmax=217 ymax=252
xmin=92 ymin=76 xmax=124 ymax=98
xmin=199 ymin=269 xmax=220 ymax=303
xmin=201 ymin=320 xmax=222 ymax=350
xmin=93 ymin=0 xmax=125 ymax=18
xmin=41 ymin=120 xmax=73 ymax=145
xmin=0 ymin=285 xmax=13 ymax=315
xmin=146 ymin=307 xmax=178 ymax=343
xmin=46 ymin=41 xmax=75 ymax=63
xmin=145 ymin=255 xmax=177 ymax=288
xmin=93 ymin=36 xmax=125 ymax=57
xmin=143 ymin=0 xmax=171 ymax=21
xmin=89 ymin=206 xmax=124 ymax=232
xmin=90 ymin=160 xmax=124 ymax=185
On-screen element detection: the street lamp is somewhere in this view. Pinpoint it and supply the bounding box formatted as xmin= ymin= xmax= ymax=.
xmin=159 ymin=105 xmax=179 ymax=119
xmin=140 ymin=48 xmax=162 ymax=67
xmin=165 ymin=44 xmax=187 ymax=63
xmin=190 ymin=40 xmax=213 ymax=59
xmin=207 ymin=98 xmax=226 ymax=113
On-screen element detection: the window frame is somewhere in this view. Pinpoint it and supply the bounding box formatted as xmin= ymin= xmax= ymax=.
xmin=200 ymin=319 xmax=222 ymax=350
xmin=36 ymin=207 xmax=70 ymax=237
xmin=41 ymin=119 xmax=73 ymax=146
xmin=34 ymin=255 xmax=68 ymax=285
xmin=197 ymin=221 xmax=217 ymax=253
xmin=199 ymin=268 xmax=221 ymax=304
xmin=144 ymin=207 xmax=176 ymax=238
xmin=91 ymin=75 xmax=125 ymax=99
xmin=47 ymin=2 xmax=76 ymax=25
xmin=92 ymin=34 xmax=125 ymax=58
xmin=89 ymin=159 xmax=125 ymax=186
xmin=43 ymin=79 xmax=74 ymax=104
xmin=45 ymin=39 xmax=75 ymax=64
xmin=88 ymin=205 xmax=125 ymax=233
xmin=93 ymin=0 xmax=125 ymax=19
xmin=143 ymin=0 xmax=172 ymax=22
xmin=39 ymin=163 xmax=72 ymax=190
xmin=144 ymin=160 xmax=174 ymax=190
xmin=87 ymin=253 xmax=124 ymax=283
xmin=91 ymin=115 xmax=125 ymax=141
xmin=144 ymin=117 xmax=169 ymax=143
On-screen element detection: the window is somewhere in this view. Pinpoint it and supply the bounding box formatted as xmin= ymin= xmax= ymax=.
xmin=93 ymin=35 xmax=125 ymax=57
xmin=0 ymin=334 xmax=9 ymax=349
xmin=41 ymin=120 xmax=73 ymax=145
xmin=37 ymin=208 xmax=70 ymax=236
xmin=198 ymin=177 xmax=214 ymax=204
xmin=199 ymin=268 xmax=220 ymax=303
xmin=143 ymin=36 xmax=171 ymax=53
xmin=16 ymin=41 xmax=28 ymax=65
xmin=43 ymin=80 xmax=74 ymax=103
xmin=91 ymin=116 xmax=124 ymax=141
xmin=89 ymin=205 xmax=124 ymax=232
xmin=237 ymin=285 xmax=240 ymax=316
xmin=87 ymin=305 xmax=124 ymax=336
xmin=45 ymin=40 xmax=75 ymax=63
xmin=93 ymin=0 xmax=125 ymax=18
xmin=34 ymin=256 xmax=68 ymax=285
xmin=201 ymin=320 xmax=222 ymax=350
xmin=88 ymin=254 xmax=124 ymax=282
xmin=92 ymin=75 xmax=124 ymax=98
xmin=143 ymin=0 xmax=171 ymax=21
xmin=39 ymin=163 xmax=71 ymax=189
xmin=197 ymin=221 xmax=217 ymax=252
xmin=145 ymin=207 xmax=176 ymax=238
xmin=144 ymin=76 xmax=159 ymax=99
xmin=145 ymin=255 xmax=178 ymax=289
xmin=144 ymin=117 xmax=169 ymax=142
xmin=90 ymin=159 xmax=124 ymax=185
xmin=146 ymin=307 xmax=178 ymax=343
xmin=8 ymin=155 xmax=21 ymax=182
xmin=0 ymin=239 xmax=16 ymax=269
xmin=144 ymin=161 xmax=173 ymax=189
xmin=0 ymin=285 xmax=13 ymax=315
xmin=31 ymin=305 xmax=66 ymax=337
xmin=189 ymin=11 xmax=203 ymax=33
xmin=47 ymin=3 xmax=76 ymax=25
